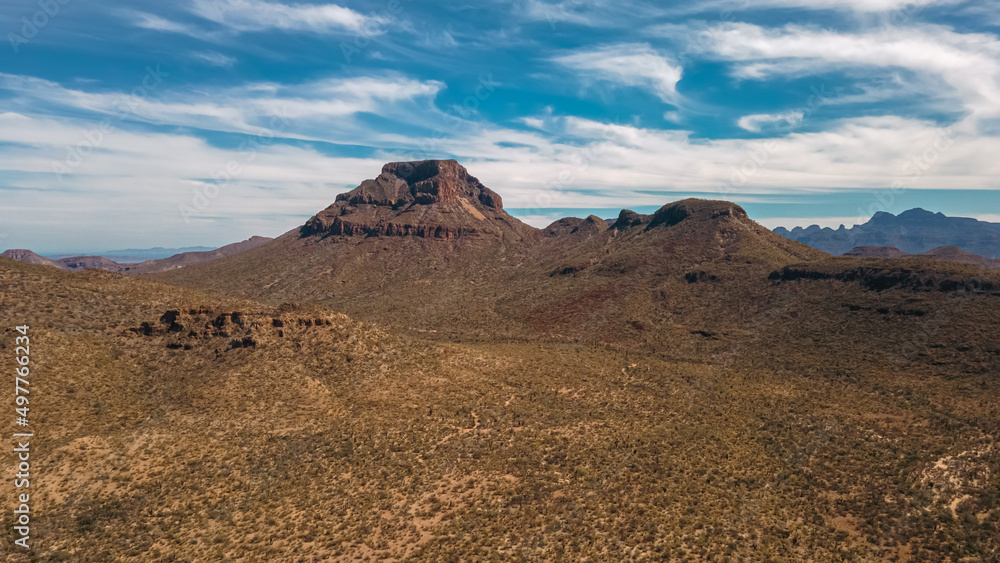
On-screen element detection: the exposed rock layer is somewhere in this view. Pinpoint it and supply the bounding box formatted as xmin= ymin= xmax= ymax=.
xmin=300 ymin=160 xmax=531 ymax=241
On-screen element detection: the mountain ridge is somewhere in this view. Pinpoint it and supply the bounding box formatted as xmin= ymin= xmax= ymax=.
xmin=2 ymin=236 xmax=271 ymax=275
xmin=154 ymin=160 xmax=830 ymax=349
xmin=774 ymin=209 xmax=1000 ymax=258
xmin=45 ymin=246 xmax=216 ymax=263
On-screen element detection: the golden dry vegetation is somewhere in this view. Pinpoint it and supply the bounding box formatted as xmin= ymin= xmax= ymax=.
xmin=2 ymin=248 xmax=999 ymax=561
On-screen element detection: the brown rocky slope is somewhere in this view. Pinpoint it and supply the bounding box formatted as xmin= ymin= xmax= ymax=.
xmin=155 ymin=160 xmax=985 ymax=360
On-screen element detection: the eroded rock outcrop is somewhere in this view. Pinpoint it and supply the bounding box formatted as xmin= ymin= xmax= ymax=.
xmin=301 ymin=159 xmax=535 ymax=241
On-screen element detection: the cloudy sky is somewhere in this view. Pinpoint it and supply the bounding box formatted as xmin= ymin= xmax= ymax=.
xmin=1 ymin=0 xmax=998 ymax=253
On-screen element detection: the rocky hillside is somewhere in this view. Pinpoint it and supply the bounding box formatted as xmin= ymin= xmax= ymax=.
xmin=155 ymin=162 xmax=826 ymax=350
xmin=300 ymin=160 xmax=536 ymax=242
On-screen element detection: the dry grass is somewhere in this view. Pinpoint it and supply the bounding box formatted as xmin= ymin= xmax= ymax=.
xmin=2 ymin=229 xmax=999 ymax=562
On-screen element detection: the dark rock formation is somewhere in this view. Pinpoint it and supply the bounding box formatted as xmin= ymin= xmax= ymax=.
xmin=300 ymin=160 xmax=534 ymax=241
xmin=647 ymin=199 xmax=749 ymax=230
xmin=543 ymin=215 xmax=609 ymax=238
xmin=613 ymin=210 xmax=650 ymax=230
xmin=685 ymin=271 xmax=719 ymax=283
xmin=770 ymin=265 xmax=997 ymax=293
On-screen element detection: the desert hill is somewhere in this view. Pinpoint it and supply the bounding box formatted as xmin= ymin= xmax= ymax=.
xmin=153 ymin=160 xmax=1000 ymax=392
xmin=155 ymin=163 xmax=828 ymax=352
xmin=155 ymin=160 xmax=545 ymax=337
xmin=774 ymin=208 xmax=1000 ymax=258
xmin=0 ymin=248 xmax=61 ymax=268
xmin=1 ymin=236 xmax=271 ymax=275
xmin=506 ymin=198 xmax=828 ymax=349
xmin=47 ymin=246 xmax=215 ymax=262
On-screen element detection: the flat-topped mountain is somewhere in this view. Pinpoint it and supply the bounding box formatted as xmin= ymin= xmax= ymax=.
xmin=774 ymin=208 xmax=1000 ymax=258
xmin=1 ymin=248 xmax=61 ymax=267
xmin=300 ymin=159 xmax=536 ymax=242
xmin=155 ymin=163 xmax=827 ymax=347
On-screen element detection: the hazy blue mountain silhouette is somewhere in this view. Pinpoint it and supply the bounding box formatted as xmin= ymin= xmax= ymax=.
xmin=773 ymin=209 xmax=1000 ymax=258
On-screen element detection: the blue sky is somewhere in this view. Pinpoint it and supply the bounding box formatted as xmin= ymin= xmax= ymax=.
xmin=0 ymin=0 xmax=998 ymax=253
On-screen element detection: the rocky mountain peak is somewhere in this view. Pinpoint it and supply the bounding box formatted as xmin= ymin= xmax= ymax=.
xmin=301 ymin=160 xmax=534 ymax=241
xmin=646 ymin=199 xmax=749 ymax=230
xmin=334 ymin=159 xmax=503 ymax=210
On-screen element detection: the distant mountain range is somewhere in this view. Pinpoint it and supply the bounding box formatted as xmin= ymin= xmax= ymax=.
xmin=774 ymin=209 xmax=1000 ymax=258
xmin=2 ymin=237 xmax=271 ymax=275
xmin=45 ymin=246 xmax=216 ymax=263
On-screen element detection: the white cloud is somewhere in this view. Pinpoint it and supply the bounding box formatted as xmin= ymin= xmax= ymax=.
xmin=664 ymin=0 xmax=964 ymax=15
xmin=514 ymin=213 xmax=574 ymax=228
xmin=519 ymin=0 xmax=651 ymax=27
xmin=131 ymin=12 xmax=196 ymax=34
xmin=425 ymin=113 xmax=1000 ymax=212
xmin=188 ymin=51 xmax=237 ymax=67
xmin=0 ymin=73 xmax=445 ymax=145
xmin=669 ymin=22 xmax=1000 ymax=122
xmin=0 ymin=112 xmax=388 ymax=252
xmin=738 ymin=110 xmax=805 ymax=132
xmin=188 ymin=0 xmax=380 ymax=33
xmin=551 ymin=43 xmax=683 ymax=102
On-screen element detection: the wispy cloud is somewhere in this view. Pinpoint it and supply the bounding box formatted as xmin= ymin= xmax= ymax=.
xmin=0 ymin=112 xmax=387 ymax=252
xmin=664 ymin=22 xmax=1000 ymax=122
xmin=188 ymin=50 xmax=237 ymax=67
xmin=666 ymin=0 xmax=964 ymax=15
xmin=551 ymin=43 xmax=683 ymax=103
xmin=738 ymin=110 xmax=805 ymax=132
xmin=2 ymin=105 xmax=998 ymax=251
xmin=0 ymin=73 xmax=445 ymax=144
xmin=188 ymin=0 xmax=382 ymax=33
xmin=131 ymin=11 xmax=198 ymax=34
xmin=518 ymin=0 xmax=662 ymax=27
xmin=3 ymin=0 xmax=997 ymax=252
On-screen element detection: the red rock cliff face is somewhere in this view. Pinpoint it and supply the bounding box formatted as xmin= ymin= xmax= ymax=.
xmin=301 ymin=160 xmax=532 ymax=241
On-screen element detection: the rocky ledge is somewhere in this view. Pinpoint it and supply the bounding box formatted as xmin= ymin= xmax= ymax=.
xmin=301 ymin=160 xmax=531 ymax=240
